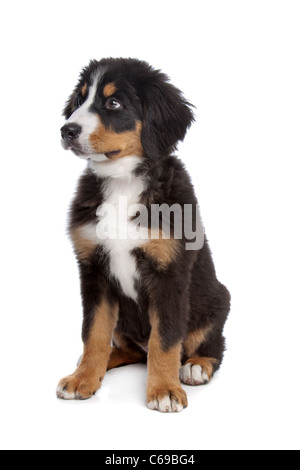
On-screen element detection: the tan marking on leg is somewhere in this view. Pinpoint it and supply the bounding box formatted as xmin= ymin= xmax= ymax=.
xmin=107 ymin=347 xmax=145 ymax=370
xmin=183 ymin=324 xmax=213 ymax=357
xmin=57 ymin=299 xmax=118 ymax=400
xmin=142 ymin=230 xmax=180 ymax=269
xmin=112 ymin=331 xmax=128 ymax=349
xmin=89 ymin=119 xmax=144 ymax=159
xmin=107 ymin=332 xmax=146 ymax=370
xmin=185 ymin=357 xmax=219 ymax=380
xmin=70 ymin=225 xmax=98 ymax=261
xmin=81 ymin=83 xmax=88 ymax=97
xmin=147 ymin=312 xmax=187 ymax=412
xmin=103 ymin=82 xmax=117 ymax=98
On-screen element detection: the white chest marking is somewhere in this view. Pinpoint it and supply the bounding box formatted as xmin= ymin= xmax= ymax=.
xmin=86 ymin=157 xmax=148 ymax=301
xmin=98 ymin=173 xmax=146 ymax=301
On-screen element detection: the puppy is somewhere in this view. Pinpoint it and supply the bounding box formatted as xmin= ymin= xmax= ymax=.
xmin=57 ymin=58 xmax=231 ymax=412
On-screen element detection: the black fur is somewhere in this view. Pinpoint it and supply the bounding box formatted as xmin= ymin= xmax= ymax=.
xmin=70 ymin=158 xmax=230 ymax=358
xmin=61 ymin=58 xmax=231 ymax=402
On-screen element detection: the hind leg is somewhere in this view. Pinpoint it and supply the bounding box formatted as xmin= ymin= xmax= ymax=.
xmin=107 ymin=332 xmax=147 ymax=371
xmin=180 ymin=326 xmax=225 ymax=386
xmin=181 ymin=281 xmax=230 ymax=386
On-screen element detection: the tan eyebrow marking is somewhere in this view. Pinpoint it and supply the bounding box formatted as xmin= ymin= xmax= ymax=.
xmin=103 ymin=82 xmax=117 ymax=98
xmin=81 ymin=83 xmax=88 ymax=96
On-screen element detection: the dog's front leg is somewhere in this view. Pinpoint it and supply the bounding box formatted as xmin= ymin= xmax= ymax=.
xmin=147 ymin=308 xmax=188 ymax=413
xmin=57 ymin=295 xmax=118 ymax=400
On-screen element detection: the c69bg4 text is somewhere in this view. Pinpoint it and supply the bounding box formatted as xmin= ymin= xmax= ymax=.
xmin=147 ymin=455 xmax=195 ymax=465
xmin=104 ymin=454 xmax=195 ymax=467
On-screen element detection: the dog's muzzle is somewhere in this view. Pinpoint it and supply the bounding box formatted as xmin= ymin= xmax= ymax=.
xmin=61 ymin=123 xmax=82 ymax=142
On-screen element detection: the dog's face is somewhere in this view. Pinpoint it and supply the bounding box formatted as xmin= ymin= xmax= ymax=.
xmin=61 ymin=58 xmax=194 ymax=161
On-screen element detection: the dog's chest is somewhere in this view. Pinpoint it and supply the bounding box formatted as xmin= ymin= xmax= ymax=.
xmin=96 ymin=175 xmax=147 ymax=301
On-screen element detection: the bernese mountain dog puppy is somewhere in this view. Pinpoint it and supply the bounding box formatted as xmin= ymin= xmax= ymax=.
xmin=57 ymin=58 xmax=231 ymax=412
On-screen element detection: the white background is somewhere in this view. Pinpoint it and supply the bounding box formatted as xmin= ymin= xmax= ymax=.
xmin=0 ymin=0 xmax=299 ymax=450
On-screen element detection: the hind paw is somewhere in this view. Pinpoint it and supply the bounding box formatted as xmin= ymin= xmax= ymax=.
xmin=180 ymin=357 xmax=218 ymax=386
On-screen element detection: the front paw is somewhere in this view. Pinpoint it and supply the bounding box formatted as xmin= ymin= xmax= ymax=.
xmin=147 ymin=384 xmax=188 ymax=413
xmin=56 ymin=371 xmax=102 ymax=400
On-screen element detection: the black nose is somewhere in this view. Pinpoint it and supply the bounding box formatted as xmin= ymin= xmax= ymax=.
xmin=61 ymin=123 xmax=82 ymax=141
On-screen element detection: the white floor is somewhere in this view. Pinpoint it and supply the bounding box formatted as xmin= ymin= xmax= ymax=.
xmin=1 ymin=319 xmax=299 ymax=450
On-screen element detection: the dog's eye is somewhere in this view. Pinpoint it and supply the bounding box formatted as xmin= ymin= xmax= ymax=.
xmin=76 ymin=96 xmax=83 ymax=108
xmin=105 ymin=98 xmax=122 ymax=110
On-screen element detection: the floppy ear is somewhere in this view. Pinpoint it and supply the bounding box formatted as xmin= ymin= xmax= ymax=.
xmin=141 ymin=73 xmax=195 ymax=158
